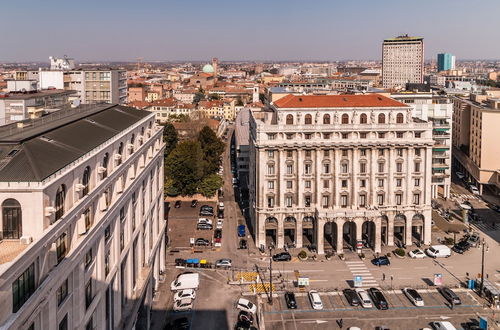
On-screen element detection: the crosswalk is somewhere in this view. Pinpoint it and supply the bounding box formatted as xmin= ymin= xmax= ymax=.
xmin=450 ymin=193 xmax=480 ymax=201
xmin=471 ymin=222 xmax=499 ymax=232
xmin=345 ymin=261 xmax=378 ymax=288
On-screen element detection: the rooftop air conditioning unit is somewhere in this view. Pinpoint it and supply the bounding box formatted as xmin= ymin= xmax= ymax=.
xmin=20 ymin=236 xmax=33 ymax=245
xmin=75 ymin=183 xmax=85 ymax=191
xmin=97 ymin=166 xmax=107 ymax=174
xmin=45 ymin=206 xmax=56 ymax=216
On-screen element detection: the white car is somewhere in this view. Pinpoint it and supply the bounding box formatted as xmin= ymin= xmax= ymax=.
xmin=470 ymin=185 xmax=480 ymax=195
xmin=237 ymin=298 xmax=257 ymax=314
xmin=403 ymin=288 xmax=424 ymax=306
xmin=308 ymin=290 xmax=323 ymax=310
xmin=355 ymin=289 xmax=373 ymax=308
xmin=174 ymin=289 xmax=196 ymax=302
xmin=216 ymin=219 xmax=224 ymax=229
xmin=215 ymin=259 xmax=232 ymax=268
xmin=173 ymin=298 xmax=194 ymax=312
xmin=409 ymin=248 xmax=426 ymax=259
xmin=218 ymin=202 xmax=225 ymax=210
xmin=198 ymin=218 xmax=213 ymax=226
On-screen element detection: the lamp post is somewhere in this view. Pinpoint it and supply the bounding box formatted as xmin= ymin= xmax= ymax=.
xmin=479 ymin=238 xmax=488 ymax=297
xmin=269 ymin=245 xmax=273 ymax=305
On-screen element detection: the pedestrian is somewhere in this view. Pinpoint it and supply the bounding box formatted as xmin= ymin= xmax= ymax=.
xmin=337 ymin=318 xmax=343 ymax=328
xmin=383 ymin=273 xmax=386 ymax=281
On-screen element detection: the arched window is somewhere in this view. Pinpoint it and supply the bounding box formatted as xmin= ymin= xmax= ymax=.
xmin=304 ymin=114 xmax=312 ymax=125
xmin=341 ymin=114 xmax=349 ymax=124
xmin=286 ymin=114 xmax=294 ymax=125
xmin=360 ymin=113 xmax=368 ymax=124
xmin=323 ymin=114 xmax=331 ymax=124
xmin=82 ymin=166 xmax=91 ymax=196
xmin=55 ymin=185 xmax=66 ymax=221
xmin=396 ymin=113 xmax=404 ymax=123
xmin=117 ymin=142 xmax=124 ymax=165
xmin=102 ymin=153 xmax=109 ymax=178
xmin=2 ymin=199 xmax=22 ymax=239
xmin=378 ymin=113 xmax=386 ymax=124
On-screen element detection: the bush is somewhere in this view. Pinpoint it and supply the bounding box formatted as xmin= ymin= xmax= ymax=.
xmin=444 ymin=237 xmax=454 ymax=246
xmin=298 ymin=250 xmax=307 ymax=260
xmin=394 ymin=248 xmax=406 ymax=257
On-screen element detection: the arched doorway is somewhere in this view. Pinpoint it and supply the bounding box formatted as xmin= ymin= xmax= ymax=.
xmin=412 ymin=213 xmax=424 ymax=244
xmin=343 ymin=221 xmax=356 ymax=250
xmin=284 ymin=216 xmax=296 ymax=247
xmin=394 ymin=214 xmax=406 ymax=246
xmin=302 ymin=216 xmax=314 ymax=248
xmin=265 ymin=217 xmax=278 ymax=247
xmin=362 ymin=221 xmax=376 ymax=249
xmin=2 ymin=199 xmax=22 ymax=239
xmin=324 ymin=221 xmax=338 ymax=251
xmin=380 ymin=216 xmax=388 ymax=246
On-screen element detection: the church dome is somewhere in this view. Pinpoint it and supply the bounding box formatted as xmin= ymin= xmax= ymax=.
xmin=202 ymin=64 xmax=214 ymax=73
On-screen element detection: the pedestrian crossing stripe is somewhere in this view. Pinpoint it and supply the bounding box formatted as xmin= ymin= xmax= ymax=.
xmin=248 ymin=283 xmax=275 ymax=293
xmin=235 ymin=272 xmax=258 ymax=282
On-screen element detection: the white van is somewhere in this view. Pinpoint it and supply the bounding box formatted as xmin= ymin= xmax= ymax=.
xmin=425 ymin=245 xmax=451 ymax=258
xmin=430 ymin=321 xmax=457 ymax=330
xmin=171 ymin=273 xmax=200 ymax=291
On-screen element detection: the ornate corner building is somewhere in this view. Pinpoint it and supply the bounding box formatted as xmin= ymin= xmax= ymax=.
xmin=248 ymin=94 xmax=434 ymax=255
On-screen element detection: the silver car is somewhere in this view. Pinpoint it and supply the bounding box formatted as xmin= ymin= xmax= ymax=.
xmin=173 ymin=298 xmax=194 ymax=312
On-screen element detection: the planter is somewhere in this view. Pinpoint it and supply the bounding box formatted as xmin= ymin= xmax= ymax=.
xmin=393 ymin=248 xmax=406 ymax=258
xmin=298 ymin=250 xmax=308 ymax=261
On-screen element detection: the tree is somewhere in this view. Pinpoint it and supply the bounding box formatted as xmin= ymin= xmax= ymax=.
xmin=193 ymin=87 xmax=205 ymax=104
xmin=165 ymin=141 xmax=203 ymax=196
xmin=163 ymin=123 xmax=178 ymax=156
xmin=236 ymin=97 xmax=244 ymax=106
xmin=197 ymin=126 xmax=225 ymax=176
xmin=198 ymin=174 xmax=223 ymax=197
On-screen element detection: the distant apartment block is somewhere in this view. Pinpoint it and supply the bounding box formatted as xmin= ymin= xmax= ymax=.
xmin=382 ymin=35 xmax=424 ymax=89
xmin=437 ymin=53 xmax=456 ymax=72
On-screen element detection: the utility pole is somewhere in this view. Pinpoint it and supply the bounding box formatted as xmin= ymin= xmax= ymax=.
xmin=480 ymin=238 xmax=486 ymax=297
xmin=269 ymin=246 xmax=273 ymax=305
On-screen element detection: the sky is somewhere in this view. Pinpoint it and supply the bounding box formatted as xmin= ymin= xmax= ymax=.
xmin=2 ymin=0 xmax=500 ymax=62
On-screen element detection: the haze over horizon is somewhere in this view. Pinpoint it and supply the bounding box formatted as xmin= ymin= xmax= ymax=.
xmin=2 ymin=0 xmax=500 ymax=62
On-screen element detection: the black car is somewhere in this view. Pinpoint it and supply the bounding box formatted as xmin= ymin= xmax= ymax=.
xmin=234 ymin=320 xmax=255 ymax=330
xmin=214 ymin=229 xmax=222 ymax=239
xmin=238 ymin=311 xmax=253 ymax=324
xmin=217 ymin=209 xmax=224 ymax=219
xmin=191 ymin=200 xmax=198 ymax=208
xmin=371 ymin=256 xmax=390 ymax=266
xmin=165 ymin=317 xmax=189 ymax=330
xmin=438 ymin=286 xmax=461 ymax=305
xmin=284 ymin=292 xmax=297 ymax=309
xmin=174 ymin=200 xmax=182 ymax=208
xmin=239 ymin=239 xmax=248 ymax=249
xmin=368 ymin=288 xmax=389 ymax=310
xmin=452 ymin=240 xmax=470 ymax=254
xmin=272 ymin=252 xmax=291 ymax=262
xmin=342 ymin=288 xmax=360 ymax=306
xmin=195 ymin=238 xmax=210 ymax=246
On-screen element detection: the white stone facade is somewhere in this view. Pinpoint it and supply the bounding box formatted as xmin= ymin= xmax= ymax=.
xmin=248 ymin=95 xmax=434 ymax=255
xmin=0 ymin=112 xmax=165 ymax=329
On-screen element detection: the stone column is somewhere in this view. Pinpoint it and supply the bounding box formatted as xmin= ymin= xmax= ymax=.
xmin=278 ymin=149 xmax=286 ymax=207
xmin=277 ymin=216 xmax=285 ymax=249
xmin=423 ymin=209 xmax=432 ymax=245
xmin=334 ymin=149 xmax=341 ymax=207
xmin=317 ymin=218 xmax=325 ymax=255
xmin=297 ymin=148 xmax=303 ymax=207
xmin=336 ymin=218 xmax=345 ymax=255
xmin=388 ymin=147 xmax=395 ymax=205
xmin=352 ymin=148 xmax=358 ymax=208
xmin=315 ymin=148 xmax=321 ymax=206
xmin=370 ymin=147 xmax=377 ymax=205
xmin=355 ymin=219 xmax=363 ymax=242
xmin=296 ymin=214 xmax=303 ymax=248
xmin=374 ymin=217 xmax=382 ymax=253
xmin=405 ymin=211 xmax=414 ymax=247
xmin=387 ymin=211 xmax=395 ymax=246
xmin=257 ymin=213 xmax=266 ymax=249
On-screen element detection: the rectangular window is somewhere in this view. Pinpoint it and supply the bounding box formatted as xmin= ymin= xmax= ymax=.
xmin=396 ymin=193 xmax=403 ymax=205
xmin=120 ymin=207 xmax=125 ymax=221
xmin=305 ymin=181 xmax=311 ymax=189
xmin=304 ymin=133 xmax=311 ymax=140
xmin=323 ymin=163 xmax=330 ymax=174
xmin=414 ymin=178 xmax=420 ymax=186
xmin=341 ymin=133 xmax=348 ymax=139
xmin=267 ymin=133 xmax=276 ymax=140
xmin=322 ymin=195 xmax=329 ymax=208
xmin=359 ymin=194 xmax=366 ymax=207
xmin=286 ymin=150 xmax=293 ymax=158
xmin=360 ymin=163 xmax=366 ymax=173
xmin=267 ymin=181 xmax=274 ymax=189
xmin=323 ymin=180 xmax=329 ymax=189
xmin=105 ymin=225 xmax=111 ymax=242
xmin=377 ymin=194 xmax=384 ymax=206
xmin=120 ymin=228 xmax=125 ymax=251
xmin=341 ymin=180 xmax=348 ymax=188
xmin=267 ymin=150 xmax=274 ymax=158
xmin=415 ymin=148 xmax=421 ymax=156
xmin=324 ymin=150 xmax=330 ymax=157
xmin=360 ymin=132 xmax=367 ymax=139
xmin=396 ymin=163 xmax=403 ymax=173
xmin=340 ymin=195 xmax=348 ymax=208
xmin=267 ymin=164 xmax=275 ymax=175
xmin=360 ymin=179 xmax=366 ymax=188
xmin=12 ymin=263 xmax=36 ymax=312
xmin=286 ymin=196 xmax=292 ymax=207
xmin=267 ymin=196 xmax=274 ymax=208
xmin=105 ymin=250 xmax=110 ymax=276
xmin=360 ymin=149 xmax=366 ymax=156
xmin=378 ymin=179 xmax=384 ymax=187
xmin=305 ymin=196 xmax=311 ymax=207
xmin=378 ymin=163 xmax=384 ymax=173
xmin=305 ymin=150 xmax=311 ymax=157
xmin=85 ymin=249 xmax=93 ymax=270
xmin=397 ymin=148 xmax=403 ymax=156
xmin=342 ymin=149 xmax=348 ymax=157
xmin=84 ymin=208 xmax=92 ymax=232
xmin=396 ymin=178 xmax=402 ymax=187
xmin=286 ymin=181 xmax=293 ymax=189
xmin=396 ymin=132 xmax=404 ymax=138
xmin=378 ymin=149 xmax=384 ymax=156
xmin=323 ymin=133 xmax=330 ymax=139
xmin=304 ymin=164 xmax=312 ymax=174
xmin=57 ymin=278 xmax=69 ymax=306
xmin=415 ymin=132 xmax=421 ymax=138
xmin=414 ymin=162 xmax=420 ymax=172
xmin=341 ymin=163 xmax=348 ymax=173
xmin=56 ymin=233 xmax=68 ymax=263
xmin=85 ymin=280 xmax=93 ymax=309
xmin=286 ymin=164 xmax=293 ymax=175
xmin=59 ymin=314 xmax=68 ymax=330
xmin=286 ymin=133 xmax=293 ymax=140
xmin=413 ymin=193 xmax=420 ymax=205
xmin=378 ymin=132 xmax=385 ymax=138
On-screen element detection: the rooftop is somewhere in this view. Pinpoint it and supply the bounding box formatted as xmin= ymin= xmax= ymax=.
xmin=0 ymin=89 xmax=76 ymax=100
xmin=273 ymin=94 xmax=407 ymax=109
xmin=384 ymin=35 xmax=424 ymax=42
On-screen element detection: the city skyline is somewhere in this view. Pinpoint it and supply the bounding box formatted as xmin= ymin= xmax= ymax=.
xmin=2 ymin=0 xmax=500 ymax=62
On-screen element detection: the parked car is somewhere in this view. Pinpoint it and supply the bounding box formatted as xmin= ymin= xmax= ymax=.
xmin=238 ymin=225 xmax=246 ymax=237
xmin=195 ymin=238 xmax=210 ymax=246
xmin=173 ymin=298 xmax=193 ymax=312
xmin=166 ymin=317 xmax=190 ymax=330
xmin=409 ymin=249 xmax=426 ymax=259
xmin=368 ymin=288 xmax=388 ymax=310
xmin=343 ymin=288 xmax=361 ymax=306
xmin=466 ymin=232 xmax=480 ymax=247
xmin=234 ymin=320 xmax=253 ymax=330
xmin=218 ymin=202 xmax=225 ymax=210
xmin=430 ymin=321 xmax=457 ymax=330
xmin=403 ymin=288 xmax=424 ymax=306
xmin=214 ymin=229 xmax=222 ymax=239
xmin=237 ymin=311 xmax=253 ymax=324
xmin=452 ymin=240 xmax=471 ymax=254
xmin=175 ymin=200 xmax=182 ymax=208
xmin=216 ymin=219 xmax=224 ymax=229
xmin=308 ymin=290 xmax=323 ymax=310
xmin=284 ymin=292 xmax=297 ymax=309
xmin=355 ymin=289 xmax=373 ymax=308
xmin=237 ymin=298 xmax=257 ymax=314
xmin=214 ymin=237 xmax=222 ymax=247
xmin=470 ymin=185 xmax=480 ymax=195
xmin=198 ymin=218 xmax=213 ymax=225
xmin=190 ymin=200 xmax=198 ymax=208
xmin=425 ymin=245 xmax=451 ymax=258
xmin=272 ymin=252 xmax=292 ymax=262
xmin=456 ymin=172 xmax=465 ymax=180
xmin=215 ymin=259 xmax=232 ymax=268
xmin=438 ymin=286 xmax=461 ymax=305
xmin=197 ymin=223 xmax=212 ymax=230
xmin=174 ymin=289 xmax=196 ymax=302
xmin=199 ymin=209 xmax=214 ymax=216
xmin=239 ymin=239 xmax=248 ymax=249
xmin=217 ymin=209 xmax=224 ymax=219
xmin=371 ymin=256 xmax=390 ymax=266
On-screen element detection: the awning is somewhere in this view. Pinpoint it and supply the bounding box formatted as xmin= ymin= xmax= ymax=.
xmin=434 ymin=148 xmax=450 ymax=152
xmin=433 ymin=128 xmax=450 ymax=131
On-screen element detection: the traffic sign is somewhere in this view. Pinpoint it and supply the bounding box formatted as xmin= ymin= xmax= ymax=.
xmin=354 ymin=276 xmax=363 ymax=287
xmin=434 ymin=273 xmax=443 ymax=286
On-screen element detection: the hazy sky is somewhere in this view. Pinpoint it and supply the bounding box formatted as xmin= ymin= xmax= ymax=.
xmin=2 ymin=0 xmax=499 ymax=62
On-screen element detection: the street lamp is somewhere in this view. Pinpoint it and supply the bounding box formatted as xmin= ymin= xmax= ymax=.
xmin=269 ymin=245 xmax=273 ymax=305
xmin=479 ymin=238 xmax=488 ymax=297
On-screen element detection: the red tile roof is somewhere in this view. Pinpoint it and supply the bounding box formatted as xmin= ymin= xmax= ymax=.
xmin=273 ymin=94 xmax=406 ymax=108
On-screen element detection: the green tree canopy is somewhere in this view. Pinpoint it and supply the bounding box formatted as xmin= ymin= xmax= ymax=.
xmin=163 ymin=123 xmax=178 ymax=156
xmin=165 ymin=140 xmax=203 ymax=196
xmin=197 ymin=126 xmax=225 ymax=176
xmin=198 ymin=174 xmax=223 ymax=197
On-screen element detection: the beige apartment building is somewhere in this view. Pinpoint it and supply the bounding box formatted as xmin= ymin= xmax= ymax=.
xmin=382 ymin=35 xmax=424 ymax=89
xmin=452 ymin=92 xmax=500 ymax=195
xmin=0 ymin=104 xmax=165 ymax=330
xmin=248 ymin=94 xmax=434 ymax=255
